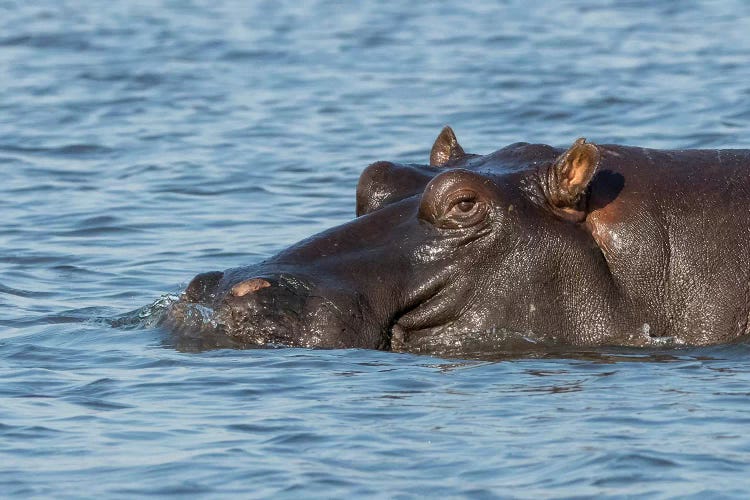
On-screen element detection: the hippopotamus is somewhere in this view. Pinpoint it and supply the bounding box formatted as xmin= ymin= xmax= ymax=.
xmin=164 ymin=127 xmax=750 ymax=354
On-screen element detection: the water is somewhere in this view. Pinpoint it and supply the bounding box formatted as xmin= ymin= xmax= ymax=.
xmin=2 ymin=0 xmax=750 ymax=496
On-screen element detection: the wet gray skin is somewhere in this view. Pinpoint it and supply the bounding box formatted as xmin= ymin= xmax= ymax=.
xmin=165 ymin=127 xmax=750 ymax=354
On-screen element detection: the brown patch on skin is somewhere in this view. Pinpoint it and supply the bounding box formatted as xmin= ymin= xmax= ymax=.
xmin=583 ymin=165 xmax=629 ymax=261
xmin=585 ymin=199 xmax=626 ymax=264
xmin=586 ymin=177 xmax=626 ymax=224
xmin=231 ymin=278 xmax=271 ymax=297
xmin=587 ymin=214 xmax=614 ymax=262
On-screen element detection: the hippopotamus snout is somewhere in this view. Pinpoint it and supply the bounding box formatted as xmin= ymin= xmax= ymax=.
xmin=212 ymin=274 xmax=307 ymax=345
xmin=175 ymin=270 xmax=385 ymax=349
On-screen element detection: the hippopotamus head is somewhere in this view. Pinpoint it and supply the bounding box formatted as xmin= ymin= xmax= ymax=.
xmin=166 ymin=127 xmax=606 ymax=353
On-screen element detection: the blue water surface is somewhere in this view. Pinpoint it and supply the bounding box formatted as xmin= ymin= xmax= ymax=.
xmin=2 ymin=0 xmax=750 ymax=497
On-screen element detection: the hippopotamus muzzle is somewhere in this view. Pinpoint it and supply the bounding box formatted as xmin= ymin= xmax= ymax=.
xmin=167 ymin=267 xmax=390 ymax=349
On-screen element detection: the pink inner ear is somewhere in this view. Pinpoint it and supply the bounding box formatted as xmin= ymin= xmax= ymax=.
xmin=569 ymin=153 xmax=590 ymax=185
xmin=563 ymin=142 xmax=599 ymax=194
xmin=542 ymin=140 xmax=601 ymax=220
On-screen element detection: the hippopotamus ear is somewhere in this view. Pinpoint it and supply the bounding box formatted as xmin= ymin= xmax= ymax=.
xmin=430 ymin=126 xmax=466 ymax=166
xmin=544 ymin=138 xmax=600 ymax=220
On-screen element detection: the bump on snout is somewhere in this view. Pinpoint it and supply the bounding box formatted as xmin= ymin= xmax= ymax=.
xmin=184 ymin=271 xmax=224 ymax=303
xmin=231 ymin=278 xmax=272 ymax=297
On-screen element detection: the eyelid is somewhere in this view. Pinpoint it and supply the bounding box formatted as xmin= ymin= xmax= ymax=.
xmin=440 ymin=197 xmax=488 ymax=228
xmin=445 ymin=189 xmax=478 ymax=209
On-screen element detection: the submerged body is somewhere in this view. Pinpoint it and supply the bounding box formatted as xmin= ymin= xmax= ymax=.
xmin=165 ymin=128 xmax=750 ymax=354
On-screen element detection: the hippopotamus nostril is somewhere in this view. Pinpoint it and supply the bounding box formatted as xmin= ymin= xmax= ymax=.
xmin=184 ymin=271 xmax=224 ymax=303
xmin=231 ymin=278 xmax=272 ymax=297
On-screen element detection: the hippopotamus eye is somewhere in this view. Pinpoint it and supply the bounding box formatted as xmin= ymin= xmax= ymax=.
xmin=418 ymin=169 xmax=495 ymax=230
xmin=454 ymin=200 xmax=475 ymax=213
xmin=439 ymin=190 xmax=488 ymax=228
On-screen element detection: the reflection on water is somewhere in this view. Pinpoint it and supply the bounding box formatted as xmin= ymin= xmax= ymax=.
xmin=2 ymin=0 xmax=750 ymax=496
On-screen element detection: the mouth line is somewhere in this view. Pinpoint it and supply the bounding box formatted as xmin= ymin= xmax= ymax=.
xmin=386 ymin=282 xmax=457 ymax=349
xmin=389 ymin=309 xmax=450 ymax=349
xmin=389 ymin=283 xmax=459 ymax=335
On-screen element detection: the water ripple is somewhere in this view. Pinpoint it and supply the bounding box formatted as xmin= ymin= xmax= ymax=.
xmin=2 ymin=0 xmax=750 ymax=497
